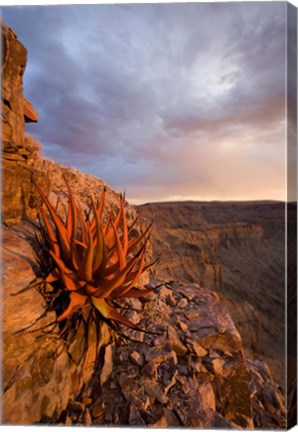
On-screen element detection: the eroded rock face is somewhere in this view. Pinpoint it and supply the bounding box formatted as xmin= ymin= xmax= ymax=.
xmin=2 ymin=227 xmax=111 ymax=424
xmin=2 ymin=21 xmax=27 ymax=153
xmin=137 ymin=201 xmax=286 ymax=386
xmin=2 ymin=227 xmax=286 ymax=428
xmin=61 ymin=281 xmax=285 ymax=429
xmin=1 ymin=20 xmax=50 ymax=225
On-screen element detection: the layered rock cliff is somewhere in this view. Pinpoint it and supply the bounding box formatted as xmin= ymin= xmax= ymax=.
xmin=2 ymin=20 xmax=49 ymax=225
xmin=137 ymin=201 xmax=286 ymax=385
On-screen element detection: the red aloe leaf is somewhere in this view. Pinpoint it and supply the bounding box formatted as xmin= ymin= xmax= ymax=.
xmin=123 ymin=258 xmax=157 ymax=286
xmin=93 ymin=242 xmax=146 ymax=298
xmin=127 ymin=221 xmax=152 ymax=254
xmin=104 ymin=197 xmax=123 ymax=248
xmin=40 ymin=207 xmax=60 ymax=257
xmin=128 ymin=216 xmax=139 ymax=234
xmin=63 ymin=175 xmax=79 ymax=266
xmin=82 ymin=224 xmax=94 ymax=282
xmin=111 ymin=247 xmax=146 ymax=298
xmin=111 ymin=222 xmax=126 ymax=271
xmin=121 ymin=194 xmax=128 ymax=255
xmin=45 ymin=269 xmax=59 ymax=283
xmin=103 ymin=211 xmax=113 ymax=236
xmin=73 ymin=239 xmax=87 ymax=249
xmin=57 ymin=291 xmax=88 ymax=321
xmin=93 ymin=241 xmax=118 ymax=277
xmin=49 ymin=250 xmax=78 ymax=291
xmin=35 ymin=183 xmax=71 ymax=263
xmin=85 ymin=284 xmax=100 ymax=296
xmin=100 ymin=259 xmax=120 ymax=278
xmin=90 ymin=187 xmax=106 ymax=232
xmin=91 ymin=196 xmax=104 ymax=273
xmin=76 ymin=209 xmax=91 ymax=280
xmin=91 ymin=297 xmax=139 ymax=329
xmin=77 ymin=206 xmax=89 ymax=246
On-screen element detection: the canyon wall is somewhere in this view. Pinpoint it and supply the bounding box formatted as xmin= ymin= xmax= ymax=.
xmin=137 ymin=201 xmax=286 ymax=385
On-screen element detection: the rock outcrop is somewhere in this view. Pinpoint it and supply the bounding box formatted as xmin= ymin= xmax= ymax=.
xmin=1 ymin=20 xmax=149 ymax=234
xmin=2 ymin=226 xmax=110 ymax=424
xmin=57 ymin=281 xmax=285 ymax=429
xmin=137 ymin=201 xmax=286 ymax=386
xmin=1 ymin=20 xmax=50 ymax=226
xmin=2 ymin=227 xmax=286 ymax=428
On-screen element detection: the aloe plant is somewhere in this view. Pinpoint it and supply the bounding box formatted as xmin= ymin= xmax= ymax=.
xmin=35 ymin=175 xmax=154 ymax=332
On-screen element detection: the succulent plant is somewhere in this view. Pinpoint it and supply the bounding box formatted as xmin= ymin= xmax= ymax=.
xmin=34 ymin=174 xmax=154 ymax=332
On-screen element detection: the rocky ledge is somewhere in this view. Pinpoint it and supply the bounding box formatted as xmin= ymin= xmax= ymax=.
xmin=2 ymin=225 xmax=285 ymax=428
xmin=1 ymin=19 xmax=286 ymax=429
xmin=72 ymin=281 xmax=285 ymax=429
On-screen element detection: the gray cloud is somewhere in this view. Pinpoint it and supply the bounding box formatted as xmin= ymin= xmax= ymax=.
xmin=3 ymin=2 xmax=287 ymax=202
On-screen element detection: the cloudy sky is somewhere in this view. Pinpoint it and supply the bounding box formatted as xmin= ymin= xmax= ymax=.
xmin=3 ymin=2 xmax=287 ymax=203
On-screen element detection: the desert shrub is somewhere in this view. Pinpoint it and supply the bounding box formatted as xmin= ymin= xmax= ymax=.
xmin=17 ymin=174 xmax=155 ymax=364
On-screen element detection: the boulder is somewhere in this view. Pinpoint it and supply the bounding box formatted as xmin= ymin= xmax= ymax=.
xmin=23 ymin=97 xmax=38 ymax=123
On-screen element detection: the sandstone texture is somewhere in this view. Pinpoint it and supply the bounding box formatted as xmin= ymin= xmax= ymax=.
xmin=137 ymin=201 xmax=286 ymax=385
xmin=1 ymin=225 xmax=286 ymax=427
xmin=1 ymin=20 xmax=51 ymax=225
xmin=2 ymin=226 xmax=111 ymax=424
xmin=59 ymin=281 xmax=285 ymax=429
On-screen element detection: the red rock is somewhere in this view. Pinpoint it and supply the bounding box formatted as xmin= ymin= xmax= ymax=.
xmin=177 ymin=298 xmax=188 ymax=309
xmin=124 ymin=310 xmax=141 ymax=325
xmin=100 ymin=345 xmax=113 ymax=385
xmin=192 ymin=341 xmax=208 ymax=357
xmin=152 ymin=415 xmax=168 ymax=427
xmin=159 ymin=286 xmax=176 ymax=306
xmin=167 ymin=324 xmax=188 ymax=356
xmin=198 ymin=382 xmax=216 ymax=410
xmin=129 ymin=351 xmax=144 ymax=366
xmin=211 ymin=358 xmax=225 ymax=375
xmin=144 ymin=381 xmax=168 ymax=404
xmin=178 ymin=319 xmax=188 ymax=332
xmin=23 ymin=97 xmax=38 ymax=122
xmin=84 ymin=408 xmax=92 ymax=426
xmin=145 ymin=346 xmax=171 ymax=363
xmin=129 ymin=403 xmax=145 ymax=426
xmin=141 ymin=360 xmax=158 ymax=380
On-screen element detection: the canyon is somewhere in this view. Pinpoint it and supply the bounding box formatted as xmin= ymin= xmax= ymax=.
xmin=1 ymin=18 xmax=291 ymax=428
xmin=137 ymin=200 xmax=286 ymax=386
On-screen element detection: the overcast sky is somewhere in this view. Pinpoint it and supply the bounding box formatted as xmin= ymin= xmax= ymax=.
xmin=3 ymin=2 xmax=287 ymax=203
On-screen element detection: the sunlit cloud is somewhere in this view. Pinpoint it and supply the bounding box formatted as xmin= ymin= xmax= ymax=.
xmin=3 ymin=2 xmax=287 ymax=203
